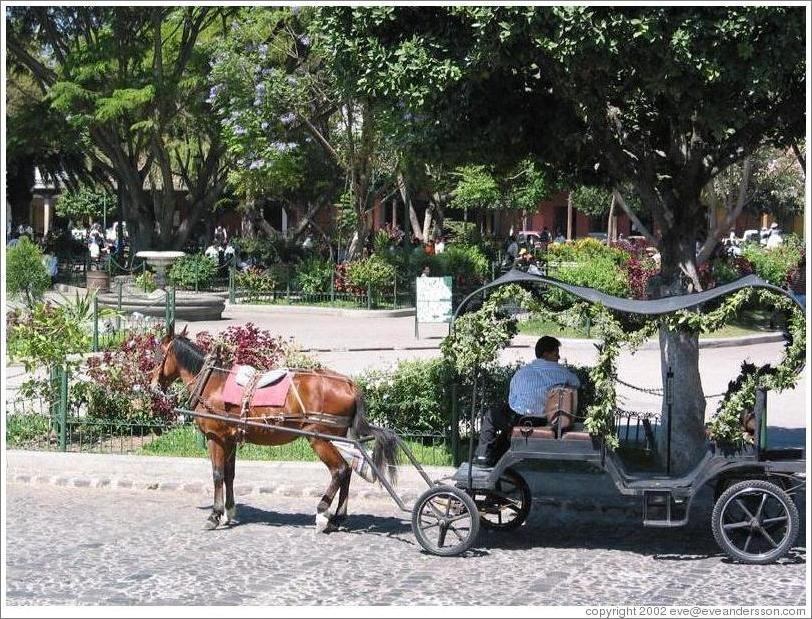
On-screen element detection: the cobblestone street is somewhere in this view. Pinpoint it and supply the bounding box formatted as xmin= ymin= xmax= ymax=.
xmin=5 ymin=483 xmax=806 ymax=606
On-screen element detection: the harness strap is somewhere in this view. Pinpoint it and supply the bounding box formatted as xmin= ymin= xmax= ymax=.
xmin=238 ymin=373 xmax=262 ymax=442
xmin=290 ymin=374 xmax=308 ymax=416
xmin=186 ymin=353 xmax=217 ymax=411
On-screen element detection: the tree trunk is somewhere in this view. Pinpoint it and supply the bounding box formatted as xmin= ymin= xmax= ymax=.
xmin=657 ymin=327 xmax=707 ymax=474
xmin=607 ymin=192 xmax=616 ymax=241
xmin=397 ymin=171 xmax=422 ymax=240
xmin=7 ymin=157 xmax=34 ymax=229
xmin=652 ymin=205 xmax=706 ymax=474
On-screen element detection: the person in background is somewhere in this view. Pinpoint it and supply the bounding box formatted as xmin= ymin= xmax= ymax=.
xmin=420 ymin=265 xmax=431 ymax=277
xmin=759 ymin=226 xmax=771 ymax=246
xmin=505 ymin=235 xmax=519 ymax=265
xmin=214 ymin=224 xmax=227 ymax=247
xmin=434 ymin=235 xmax=446 ymax=254
xmin=765 ymin=222 xmax=784 ymax=249
xmin=224 ymin=243 xmax=236 ymax=266
xmin=205 ymin=244 xmax=219 ymax=263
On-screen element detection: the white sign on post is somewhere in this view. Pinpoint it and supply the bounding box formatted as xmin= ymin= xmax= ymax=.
xmin=415 ymin=276 xmax=453 ymax=338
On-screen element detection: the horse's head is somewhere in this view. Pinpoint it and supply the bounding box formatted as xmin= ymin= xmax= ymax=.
xmin=150 ymin=323 xmax=188 ymax=390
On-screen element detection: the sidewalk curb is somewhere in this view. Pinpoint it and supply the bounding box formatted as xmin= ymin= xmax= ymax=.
xmin=6 ymin=451 xmax=644 ymax=518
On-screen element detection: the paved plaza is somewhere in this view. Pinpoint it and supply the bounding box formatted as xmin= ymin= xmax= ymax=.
xmin=4 ymin=482 xmax=806 ymax=606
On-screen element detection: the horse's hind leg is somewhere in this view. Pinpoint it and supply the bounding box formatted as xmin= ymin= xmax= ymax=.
xmin=330 ymin=466 xmax=352 ymax=528
xmin=309 ymin=438 xmax=349 ymax=533
xmin=223 ymin=439 xmax=238 ymax=525
xmin=205 ymin=436 xmax=227 ymax=530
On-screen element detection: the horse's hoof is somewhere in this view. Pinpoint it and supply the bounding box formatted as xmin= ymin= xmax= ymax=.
xmin=224 ymin=507 xmax=238 ymax=526
xmin=315 ymin=512 xmax=331 ymax=533
xmin=203 ymin=516 xmax=220 ymax=530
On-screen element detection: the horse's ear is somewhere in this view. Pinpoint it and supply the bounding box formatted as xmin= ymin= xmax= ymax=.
xmin=167 ymin=321 xmax=175 ymax=338
xmin=179 ymin=324 xmax=189 ymax=338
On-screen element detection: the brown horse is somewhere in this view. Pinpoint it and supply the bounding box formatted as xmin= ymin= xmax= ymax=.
xmin=149 ymin=325 xmax=397 ymax=531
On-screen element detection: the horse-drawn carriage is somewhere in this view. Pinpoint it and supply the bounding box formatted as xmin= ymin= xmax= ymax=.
xmin=157 ymin=271 xmax=804 ymax=563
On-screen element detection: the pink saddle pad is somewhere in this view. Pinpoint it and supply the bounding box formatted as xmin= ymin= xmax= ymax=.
xmin=221 ymin=370 xmax=292 ymax=408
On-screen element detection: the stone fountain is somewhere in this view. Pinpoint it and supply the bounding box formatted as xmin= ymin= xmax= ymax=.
xmin=135 ymin=250 xmax=186 ymax=288
xmin=96 ymin=250 xmax=226 ymax=320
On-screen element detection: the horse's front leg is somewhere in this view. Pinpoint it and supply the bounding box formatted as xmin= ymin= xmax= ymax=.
xmin=223 ymin=439 xmax=238 ymax=525
xmin=205 ymin=436 xmax=227 ymax=530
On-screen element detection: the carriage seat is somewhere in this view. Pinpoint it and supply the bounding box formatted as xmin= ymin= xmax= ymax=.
xmin=510 ymin=385 xmax=589 ymax=440
xmin=234 ymin=365 xmax=289 ymax=389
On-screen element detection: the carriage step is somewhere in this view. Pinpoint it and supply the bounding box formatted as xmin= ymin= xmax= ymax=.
xmin=642 ymin=490 xmax=688 ymax=527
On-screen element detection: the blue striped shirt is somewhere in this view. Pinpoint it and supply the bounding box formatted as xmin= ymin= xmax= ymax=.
xmin=508 ymin=359 xmax=581 ymax=416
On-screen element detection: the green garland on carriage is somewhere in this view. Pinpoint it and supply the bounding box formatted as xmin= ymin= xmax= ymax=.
xmin=441 ymin=282 xmax=805 ymax=450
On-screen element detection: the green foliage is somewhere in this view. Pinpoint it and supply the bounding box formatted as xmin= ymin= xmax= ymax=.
xmin=555 ymin=258 xmax=630 ymax=297
xmin=547 ymin=237 xmax=630 ymax=265
xmin=235 ymin=268 xmax=275 ymax=299
xmin=55 ymin=187 xmax=113 ymax=223
xmin=134 ymin=271 xmax=157 ymax=293
xmin=450 ymin=165 xmax=502 ymax=212
xmin=569 ymin=185 xmax=612 ymax=217
xmin=740 ymin=239 xmax=803 ymax=286
xmin=7 ymin=303 xmax=89 ymax=372
xmin=6 ymin=414 xmax=52 ymax=447
xmin=357 ymin=359 xmax=452 ymax=434
xmin=295 ymin=257 xmax=333 ymax=293
xmin=168 ymin=253 xmax=219 ymax=289
xmin=430 ymin=244 xmax=490 ymax=286
xmin=345 ymin=255 xmax=396 ymax=292
xmin=442 ymin=284 xmax=533 ymax=377
xmin=6 ymin=237 xmax=52 ymax=306
xmin=510 ymin=159 xmax=553 ymax=212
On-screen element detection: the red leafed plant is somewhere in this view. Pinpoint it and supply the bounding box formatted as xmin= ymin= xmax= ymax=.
xmin=195 ymin=322 xmax=288 ymax=370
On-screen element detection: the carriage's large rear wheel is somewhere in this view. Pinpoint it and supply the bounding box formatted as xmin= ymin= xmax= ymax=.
xmin=411 ymin=485 xmax=480 ymax=556
xmin=473 ymin=469 xmax=532 ymax=531
xmin=711 ymin=479 xmax=799 ymax=565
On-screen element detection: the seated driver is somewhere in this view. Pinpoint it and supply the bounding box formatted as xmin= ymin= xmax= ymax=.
xmin=474 ymin=336 xmax=581 ymax=467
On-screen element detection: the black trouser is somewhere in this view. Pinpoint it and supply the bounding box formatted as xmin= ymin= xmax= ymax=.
xmin=476 ymin=402 xmax=519 ymax=459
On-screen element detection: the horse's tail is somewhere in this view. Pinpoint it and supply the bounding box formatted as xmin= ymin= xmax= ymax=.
xmin=352 ymin=392 xmax=398 ymax=485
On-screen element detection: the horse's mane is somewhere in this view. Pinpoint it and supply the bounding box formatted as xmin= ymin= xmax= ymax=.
xmin=172 ymin=336 xmax=206 ymax=374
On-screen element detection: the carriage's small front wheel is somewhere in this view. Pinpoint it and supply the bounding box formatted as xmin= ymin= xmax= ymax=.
xmin=411 ymin=485 xmax=480 ymax=556
xmin=474 ymin=469 xmax=532 ymax=531
xmin=711 ymin=479 xmax=799 ymax=565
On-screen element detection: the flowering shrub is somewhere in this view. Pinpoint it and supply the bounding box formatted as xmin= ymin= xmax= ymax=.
xmin=556 ymin=257 xmax=630 ymax=297
xmin=295 ymin=257 xmax=333 ymax=293
xmin=334 ymin=262 xmax=365 ymax=295
xmin=195 ymin=322 xmax=287 ymax=370
xmin=548 ymin=237 xmax=630 ymax=265
xmin=741 ymin=239 xmax=803 ymax=286
xmin=346 ymin=255 xmax=396 ymax=294
xmin=625 ymin=257 xmax=659 ymax=299
xmin=235 ymin=267 xmax=275 ymax=299
xmin=72 ymin=328 xmax=177 ymax=423
xmin=357 ymin=359 xmax=453 ymax=434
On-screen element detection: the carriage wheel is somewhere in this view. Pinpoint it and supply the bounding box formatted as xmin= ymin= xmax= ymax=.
xmin=411 ymin=485 xmax=480 ymax=557
xmin=711 ymin=479 xmax=799 ymax=565
xmin=474 ymin=469 xmax=532 ymax=531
